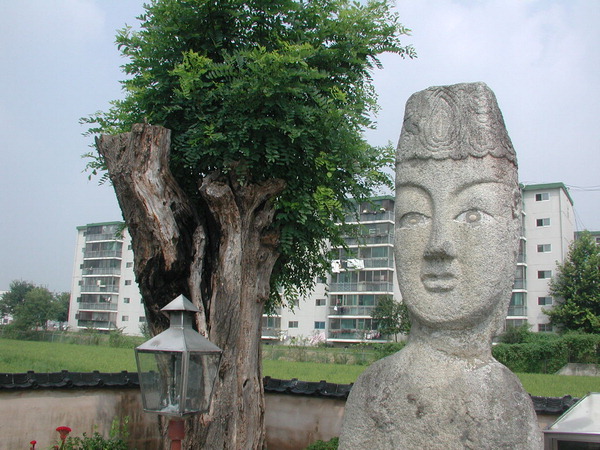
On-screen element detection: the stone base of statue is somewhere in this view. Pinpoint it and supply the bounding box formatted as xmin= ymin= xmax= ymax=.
xmin=339 ymin=341 xmax=542 ymax=449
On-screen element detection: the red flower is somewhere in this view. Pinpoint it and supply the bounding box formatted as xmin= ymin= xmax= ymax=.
xmin=30 ymin=440 xmax=37 ymax=450
xmin=56 ymin=426 xmax=72 ymax=441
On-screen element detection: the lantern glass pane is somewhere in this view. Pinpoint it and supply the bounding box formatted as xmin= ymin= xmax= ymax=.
xmin=184 ymin=353 xmax=220 ymax=413
xmin=136 ymin=350 xmax=184 ymax=415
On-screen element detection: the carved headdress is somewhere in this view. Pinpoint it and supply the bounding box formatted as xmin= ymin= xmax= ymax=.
xmin=397 ymin=82 xmax=517 ymax=165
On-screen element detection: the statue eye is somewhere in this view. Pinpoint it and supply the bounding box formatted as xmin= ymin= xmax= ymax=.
xmin=399 ymin=212 xmax=429 ymax=228
xmin=455 ymin=209 xmax=490 ymax=224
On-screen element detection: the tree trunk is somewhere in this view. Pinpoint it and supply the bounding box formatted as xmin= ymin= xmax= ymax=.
xmin=97 ymin=124 xmax=285 ymax=449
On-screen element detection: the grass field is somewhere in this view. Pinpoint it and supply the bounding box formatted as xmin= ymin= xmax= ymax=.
xmin=1 ymin=338 xmax=597 ymax=397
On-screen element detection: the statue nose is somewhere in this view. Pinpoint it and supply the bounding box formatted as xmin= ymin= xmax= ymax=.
xmin=424 ymin=221 xmax=456 ymax=260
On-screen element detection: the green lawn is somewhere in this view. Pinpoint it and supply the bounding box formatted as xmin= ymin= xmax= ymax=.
xmin=0 ymin=338 xmax=138 ymax=373
xmin=1 ymin=338 xmax=597 ymax=397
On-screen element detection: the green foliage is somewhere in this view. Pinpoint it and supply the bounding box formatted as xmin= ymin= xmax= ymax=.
xmin=492 ymin=331 xmax=600 ymax=373
xmin=497 ymin=322 xmax=533 ymax=344
xmin=546 ymin=231 xmax=600 ymax=333
xmin=1 ymin=281 xmax=71 ymax=331
xmin=52 ymin=292 xmax=71 ymax=324
xmin=0 ymin=280 xmax=35 ymax=316
xmin=492 ymin=341 xmax=568 ymax=374
xmin=82 ymin=0 xmax=415 ymax=307
xmin=371 ymin=295 xmax=411 ymax=341
xmin=62 ymin=418 xmax=129 ymax=450
xmin=372 ymin=341 xmax=407 ymax=359
xmin=305 ymin=437 xmax=339 ymax=449
xmin=11 ymin=287 xmax=55 ymax=331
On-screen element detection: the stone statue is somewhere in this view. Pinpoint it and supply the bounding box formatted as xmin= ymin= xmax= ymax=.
xmin=339 ymin=83 xmax=542 ymax=449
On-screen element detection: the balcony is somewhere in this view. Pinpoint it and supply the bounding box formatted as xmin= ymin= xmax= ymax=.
xmin=344 ymin=211 xmax=394 ymax=223
xmin=328 ymin=306 xmax=375 ymax=317
xmin=79 ymin=302 xmax=118 ymax=311
xmin=77 ymin=320 xmax=117 ymax=330
xmin=86 ymin=233 xmax=123 ymax=242
xmin=82 ymin=268 xmax=121 ymax=276
xmin=328 ymin=282 xmax=393 ymax=293
xmin=512 ymin=279 xmax=527 ymax=290
xmin=328 ymin=329 xmax=386 ymax=341
xmin=507 ymin=305 xmax=527 ymax=317
xmin=84 ymin=251 xmax=122 ymax=259
xmin=80 ymin=285 xmax=119 ymax=293
xmin=261 ymin=328 xmax=282 ymax=339
xmin=343 ymin=234 xmax=394 ymax=247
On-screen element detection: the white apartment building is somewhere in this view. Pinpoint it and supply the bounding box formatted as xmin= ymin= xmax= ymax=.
xmin=515 ymin=183 xmax=575 ymax=332
xmin=67 ymin=222 xmax=145 ymax=336
xmin=69 ymin=183 xmax=577 ymax=339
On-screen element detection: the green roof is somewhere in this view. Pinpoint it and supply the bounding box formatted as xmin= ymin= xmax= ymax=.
xmin=521 ymin=182 xmax=574 ymax=206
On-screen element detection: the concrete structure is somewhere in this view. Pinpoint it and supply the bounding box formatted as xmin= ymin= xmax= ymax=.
xmin=512 ymin=183 xmax=575 ymax=332
xmin=67 ymin=222 xmax=145 ymax=336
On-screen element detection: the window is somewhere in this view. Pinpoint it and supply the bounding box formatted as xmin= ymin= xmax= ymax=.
xmin=315 ymin=298 xmax=326 ymax=306
xmin=139 ymin=316 xmax=145 ymax=322
xmin=536 ymin=218 xmax=550 ymax=227
xmin=538 ymin=296 xmax=553 ymax=306
xmin=314 ymin=321 xmax=325 ymax=329
xmin=125 ymin=280 xmax=132 ymax=286
xmin=79 ymin=264 xmax=84 ymax=269
xmin=126 ymin=262 xmax=133 ymax=268
xmin=123 ymin=297 xmax=130 ymax=304
xmin=537 ymin=244 xmax=552 ymax=253
xmin=288 ymin=321 xmax=298 ymax=328
xmin=538 ymin=270 xmax=552 ymax=279
xmin=535 ymin=193 xmax=549 ymax=201
xmin=121 ymin=315 xmax=129 ymax=321
xmin=128 ymin=244 xmax=132 ymax=250
xmin=538 ymin=323 xmax=552 ymax=332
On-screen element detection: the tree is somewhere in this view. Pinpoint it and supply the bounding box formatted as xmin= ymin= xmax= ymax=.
xmin=52 ymin=292 xmax=71 ymax=328
xmin=371 ymin=295 xmax=411 ymax=342
xmin=83 ymin=1 xmax=414 ymax=447
xmin=11 ymin=287 xmax=54 ymax=331
xmin=0 ymin=280 xmax=35 ymax=317
xmin=546 ymin=231 xmax=600 ymax=333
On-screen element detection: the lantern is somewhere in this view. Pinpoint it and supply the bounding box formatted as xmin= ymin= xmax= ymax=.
xmin=135 ymin=295 xmax=221 ymax=417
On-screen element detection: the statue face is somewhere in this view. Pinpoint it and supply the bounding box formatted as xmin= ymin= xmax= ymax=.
xmin=395 ymin=156 xmax=519 ymax=329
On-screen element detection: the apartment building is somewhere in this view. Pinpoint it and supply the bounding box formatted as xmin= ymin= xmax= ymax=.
xmin=514 ymin=183 xmax=575 ymax=332
xmin=67 ymin=222 xmax=145 ymax=336
xmin=69 ymin=183 xmax=577 ymax=339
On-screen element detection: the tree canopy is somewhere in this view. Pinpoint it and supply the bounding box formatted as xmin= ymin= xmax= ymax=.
xmin=84 ymin=0 xmax=414 ymax=304
xmin=546 ymin=231 xmax=600 ymax=333
xmin=371 ymin=295 xmax=411 ymax=341
xmin=0 ymin=281 xmax=70 ymax=330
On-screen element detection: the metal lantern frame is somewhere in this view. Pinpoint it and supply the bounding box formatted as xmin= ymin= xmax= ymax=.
xmin=135 ymin=295 xmax=222 ymax=418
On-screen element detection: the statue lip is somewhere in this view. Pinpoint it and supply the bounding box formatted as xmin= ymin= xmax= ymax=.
xmin=421 ymin=272 xmax=457 ymax=292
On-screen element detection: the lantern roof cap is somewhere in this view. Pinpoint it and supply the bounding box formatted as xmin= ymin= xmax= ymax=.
xmin=161 ymin=294 xmax=199 ymax=314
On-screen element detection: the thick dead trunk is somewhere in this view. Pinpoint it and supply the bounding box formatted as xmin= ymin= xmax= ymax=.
xmin=97 ymin=124 xmax=284 ymax=449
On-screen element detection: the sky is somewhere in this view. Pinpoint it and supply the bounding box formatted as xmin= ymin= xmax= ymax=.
xmin=0 ymin=0 xmax=598 ymax=293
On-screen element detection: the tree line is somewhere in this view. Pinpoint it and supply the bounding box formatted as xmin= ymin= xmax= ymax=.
xmin=0 ymin=280 xmax=69 ymax=331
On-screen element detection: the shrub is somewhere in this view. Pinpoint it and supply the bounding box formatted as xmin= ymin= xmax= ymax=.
xmin=305 ymin=437 xmax=339 ymax=449
xmin=373 ymin=342 xmax=406 ymax=360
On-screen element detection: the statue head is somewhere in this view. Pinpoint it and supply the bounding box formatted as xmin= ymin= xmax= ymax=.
xmin=395 ymin=83 xmax=521 ymax=334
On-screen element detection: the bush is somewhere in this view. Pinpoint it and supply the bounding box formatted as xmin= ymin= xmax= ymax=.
xmin=305 ymin=437 xmax=339 ymax=449
xmin=373 ymin=342 xmax=406 ymax=360
xmin=562 ymin=332 xmax=600 ymax=363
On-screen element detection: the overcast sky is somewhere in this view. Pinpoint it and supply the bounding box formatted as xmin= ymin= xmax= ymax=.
xmin=1 ymin=0 xmax=598 ymax=293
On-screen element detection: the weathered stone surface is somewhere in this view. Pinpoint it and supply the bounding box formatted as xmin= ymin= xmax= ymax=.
xmin=339 ymin=83 xmax=542 ymax=449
